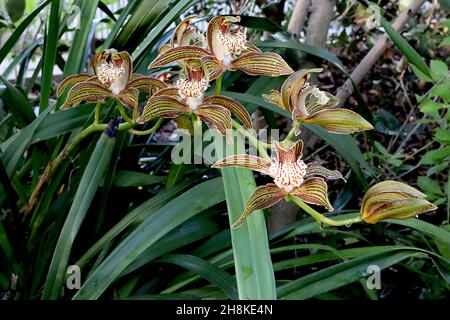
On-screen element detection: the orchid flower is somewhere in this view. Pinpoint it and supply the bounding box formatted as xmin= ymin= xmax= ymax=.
xmin=137 ymin=59 xmax=253 ymax=136
xmin=212 ymin=139 xmax=344 ymax=227
xmin=148 ymin=16 xmax=293 ymax=80
xmin=263 ymin=68 xmax=374 ymax=135
xmin=57 ymin=49 xmax=166 ymax=113
xmin=360 ymin=181 xmax=437 ymax=224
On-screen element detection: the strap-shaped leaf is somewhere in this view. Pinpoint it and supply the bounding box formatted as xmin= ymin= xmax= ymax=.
xmin=138 ymin=96 xmax=189 ymax=124
xmin=290 ymin=177 xmax=333 ymax=211
xmin=195 ymin=105 xmax=232 ymax=136
xmin=303 ymin=108 xmax=374 ymax=134
xmin=201 ymin=56 xmax=224 ymax=81
xmin=212 ymin=154 xmax=271 ymax=174
xmin=232 ymin=51 xmax=294 ymax=77
xmin=281 ymin=68 xmax=322 ymax=111
xmin=233 ymin=183 xmax=286 ymax=228
xmin=203 ymin=95 xmax=252 ymax=129
xmin=61 ymin=82 xmax=110 ymax=109
xmin=306 ymin=162 xmax=345 ymax=181
xmin=117 ymin=87 xmax=139 ymax=110
xmin=148 ymin=46 xmax=212 ymax=69
xmin=127 ymin=76 xmax=167 ymax=94
xmin=56 ymin=73 xmax=91 ymax=97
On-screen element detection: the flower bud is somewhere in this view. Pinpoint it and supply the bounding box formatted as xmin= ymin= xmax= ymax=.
xmin=360 ymin=181 xmax=437 ymax=224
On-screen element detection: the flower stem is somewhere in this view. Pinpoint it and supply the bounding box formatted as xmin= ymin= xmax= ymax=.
xmin=117 ymin=103 xmax=133 ymax=124
xmin=24 ymin=121 xmax=134 ymax=217
xmin=232 ymin=120 xmax=271 ymax=161
xmin=94 ymin=102 xmax=101 ymax=124
xmin=214 ymin=73 xmax=224 ymax=96
xmin=289 ymin=195 xmax=362 ymax=227
xmin=283 ymin=126 xmax=297 ymax=144
xmin=128 ymin=118 xmax=164 ymax=136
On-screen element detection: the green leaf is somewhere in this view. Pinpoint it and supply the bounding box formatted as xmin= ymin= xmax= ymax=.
xmin=122 ymin=217 xmax=220 ymax=275
xmin=112 ymin=170 xmax=166 ymax=187
xmin=419 ymin=98 xmax=445 ymax=116
xmin=430 ymin=82 xmax=450 ymax=100
xmin=278 ymin=249 xmax=426 ymax=299
xmin=377 ymin=5 xmax=432 ymax=81
xmin=411 ymin=64 xmax=434 ymax=83
xmin=156 ymin=254 xmax=238 ymax=299
xmin=213 ymin=133 xmax=276 ymax=300
xmin=39 ymin=0 xmax=60 ymax=112
xmin=63 ymin=0 xmax=99 ymax=77
xmin=417 ymin=176 xmax=443 ymax=197
xmin=76 ymin=181 xmax=191 ymax=268
xmin=430 ymin=60 xmax=449 ymax=82
xmin=0 ymin=0 xmax=52 ymax=64
xmin=132 ymin=0 xmax=195 ymax=64
xmin=238 ymin=16 xmax=282 ymax=32
xmin=434 ymin=128 xmax=450 ymax=145
xmin=0 ymin=75 xmax=35 ymax=128
xmin=420 ymin=146 xmax=450 ymax=165
xmin=73 ymin=178 xmax=225 ymax=299
xmin=43 ymin=127 xmax=116 ymax=299
xmin=439 ymin=36 xmax=450 ymax=47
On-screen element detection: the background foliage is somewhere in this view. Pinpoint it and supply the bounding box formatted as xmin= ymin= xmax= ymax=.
xmin=0 ymin=0 xmax=449 ymax=300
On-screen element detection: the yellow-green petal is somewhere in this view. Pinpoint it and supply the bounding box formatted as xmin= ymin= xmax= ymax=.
xmin=232 ymin=183 xmax=286 ymax=228
xmin=232 ymin=52 xmax=294 ymax=77
xmin=61 ymin=82 xmax=111 ymax=109
xmin=148 ymin=46 xmax=212 ymax=69
xmin=138 ymin=95 xmax=189 ymax=124
xmin=203 ymin=95 xmax=253 ymax=129
xmin=290 ymin=177 xmax=333 ymax=211
xmin=303 ymin=108 xmax=374 ymax=134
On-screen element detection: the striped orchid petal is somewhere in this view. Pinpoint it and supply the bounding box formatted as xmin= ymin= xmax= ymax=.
xmin=151 ymin=87 xmax=180 ymax=98
xmin=207 ymin=16 xmax=241 ymax=62
xmin=56 ymin=73 xmax=91 ymax=97
xmin=61 ymin=82 xmax=111 ymax=109
xmin=171 ymin=16 xmax=197 ymax=47
xmin=361 ymin=181 xmax=437 ymax=223
xmin=203 ymin=95 xmax=252 ymax=129
xmin=201 ymin=56 xmax=224 ymax=80
xmin=305 ymin=92 xmax=339 ymax=115
xmin=212 ymin=154 xmax=271 ymax=174
xmin=305 ymin=162 xmax=345 ymax=181
xmin=232 ymin=183 xmax=286 ymax=228
xmin=232 ymin=52 xmax=294 ymax=77
xmin=127 ymin=76 xmax=167 ymax=94
xmin=290 ymin=177 xmax=333 ymax=211
xmin=281 ymin=68 xmax=322 ymax=111
xmin=363 ymin=198 xmax=437 ymax=224
xmin=303 ymin=108 xmax=374 ymax=134
xmin=138 ymin=95 xmax=189 ymax=124
xmin=195 ymin=105 xmax=232 ymax=136
xmin=115 ymin=51 xmax=133 ymax=83
xmin=262 ymin=90 xmax=287 ymax=111
xmin=148 ymin=46 xmax=212 ymax=69
xmin=116 ymin=87 xmax=139 ymax=110
xmin=243 ymin=42 xmax=262 ymax=54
